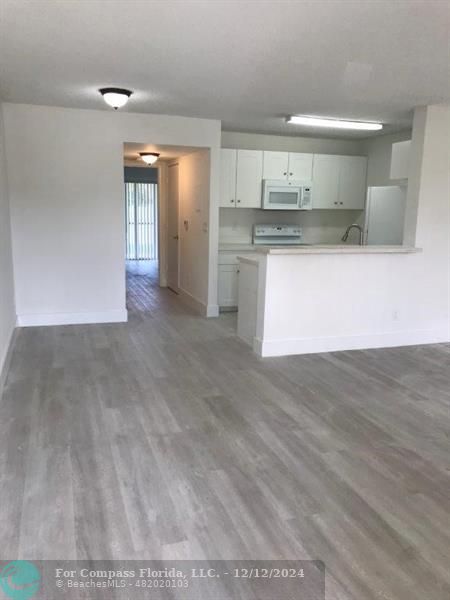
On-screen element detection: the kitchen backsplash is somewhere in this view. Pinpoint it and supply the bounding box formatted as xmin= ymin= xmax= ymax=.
xmin=219 ymin=208 xmax=364 ymax=245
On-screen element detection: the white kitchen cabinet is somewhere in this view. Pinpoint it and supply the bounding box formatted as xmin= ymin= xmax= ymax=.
xmin=312 ymin=154 xmax=367 ymax=210
xmin=220 ymin=149 xmax=262 ymax=209
xmin=312 ymin=154 xmax=340 ymax=208
xmin=288 ymin=153 xmax=313 ymax=181
xmin=390 ymin=140 xmax=411 ymax=179
xmin=263 ymin=151 xmax=313 ymax=181
xmin=338 ymin=156 xmax=367 ymax=209
xmin=220 ymin=148 xmax=237 ymax=208
xmin=235 ymin=150 xmax=263 ymax=208
xmin=221 ymin=148 xmax=366 ymax=211
xmin=262 ymin=151 xmax=289 ymax=180
xmin=218 ymin=264 xmax=239 ymax=308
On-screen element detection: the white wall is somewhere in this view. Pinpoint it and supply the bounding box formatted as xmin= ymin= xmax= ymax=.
xmin=221 ymin=131 xmax=365 ymax=155
xmin=252 ymin=105 xmax=449 ymax=356
xmin=3 ymin=104 xmax=221 ymax=325
xmin=0 ymin=106 xmax=16 ymax=381
xmin=177 ymin=150 xmax=211 ymax=308
xmin=361 ymin=130 xmax=412 ymax=187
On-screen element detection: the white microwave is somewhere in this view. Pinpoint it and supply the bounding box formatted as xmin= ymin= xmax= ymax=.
xmin=262 ymin=179 xmax=313 ymax=210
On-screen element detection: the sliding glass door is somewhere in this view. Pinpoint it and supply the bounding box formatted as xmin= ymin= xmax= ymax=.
xmin=125 ymin=182 xmax=158 ymax=260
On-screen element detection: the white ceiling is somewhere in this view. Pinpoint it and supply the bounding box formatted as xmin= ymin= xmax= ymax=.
xmin=1 ymin=0 xmax=449 ymax=138
xmin=124 ymin=142 xmax=203 ymax=163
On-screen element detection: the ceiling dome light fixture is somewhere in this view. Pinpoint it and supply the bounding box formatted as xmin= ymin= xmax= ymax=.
xmin=287 ymin=115 xmax=383 ymax=131
xmin=99 ymin=87 xmax=133 ymax=109
xmin=139 ymin=152 xmax=160 ymax=166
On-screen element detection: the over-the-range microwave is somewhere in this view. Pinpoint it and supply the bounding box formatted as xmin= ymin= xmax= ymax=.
xmin=262 ymin=179 xmax=313 ymax=210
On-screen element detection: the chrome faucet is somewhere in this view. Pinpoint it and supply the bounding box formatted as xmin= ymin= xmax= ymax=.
xmin=342 ymin=223 xmax=364 ymax=245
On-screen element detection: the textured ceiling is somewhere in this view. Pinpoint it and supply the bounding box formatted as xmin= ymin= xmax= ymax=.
xmin=123 ymin=143 xmax=202 ymax=163
xmin=0 ymin=0 xmax=449 ymax=138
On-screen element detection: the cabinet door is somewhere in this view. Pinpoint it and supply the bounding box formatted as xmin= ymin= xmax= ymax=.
xmin=218 ymin=265 xmax=239 ymax=307
xmin=262 ymin=151 xmax=289 ymax=180
xmin=311 ymin=154 xmax=340 ymax=208
xmin=339 ymin=156 xmax=367 ymax=209
xmin=288 ymin=153 xmax=313 ymax=181
xmin=390 ymin=140 xmax=410 ymax=179
xmin=236 ymin=150 xmax=263 ymax=208
xmin=220 ymin=149 xmax=237 ymax=208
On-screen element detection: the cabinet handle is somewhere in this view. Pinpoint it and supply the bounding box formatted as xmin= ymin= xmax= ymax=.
xmin=283 ymin=172 xmax=287 ymax=175
xmin=230 ymin=199 xmax=234 ymax=203
xmin=340 ymin=202 xmax=343 ymax=205
xmin=290 ymin=172 xmax=293 ymax=176
xmin=334 ymin=201 xmax=338 ymax=205
xmin=237 ymin=199 xmax=241 ymax=203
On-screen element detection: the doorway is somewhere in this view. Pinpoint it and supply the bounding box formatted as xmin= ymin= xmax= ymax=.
xmin=167 ymin=163 xmax=179 ymax=293
xmin=123 ymin=142 xmax=208 ymax=317
xmin=125 ymin=182 xmax=158 ymax=261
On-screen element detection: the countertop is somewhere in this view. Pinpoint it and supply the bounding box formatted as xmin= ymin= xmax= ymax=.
xmin=221 ymin=242 xmax=421 ymax=255
xmin=253 ymin=245 xmax=421 ymax=255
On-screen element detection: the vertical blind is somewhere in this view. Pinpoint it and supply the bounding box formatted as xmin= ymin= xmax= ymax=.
xmin=125 ymin=182 xmax=158 ymax=260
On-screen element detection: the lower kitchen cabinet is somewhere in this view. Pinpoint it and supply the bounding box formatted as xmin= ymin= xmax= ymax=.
xmin=218 ymin=264 xmax=239 ymax=308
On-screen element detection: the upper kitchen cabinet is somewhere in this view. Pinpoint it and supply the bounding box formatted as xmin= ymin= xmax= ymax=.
xmin=262 ymin=151 xmax=313 ymax=181
xmin=312 ymin=154 xmax=367 ymax=209
xmin=262 ymin=151 xmax=289 ymax=180
xmin=288 ymin=153 xmax=313 ymax=181
xmin=235 ymin=149 xmax=263 ymax=208
xmin=220 ymin=148 xmax=237 ymax=207
xmin=220 ymin=149 xmax=263 ymax=208
xmin=312 ymin=154 xmax=340 ymax=208
xmin=338 ymin=156 xmax=367 ymax=209
xmin=390 ymin=140 xmax=411 ymax=179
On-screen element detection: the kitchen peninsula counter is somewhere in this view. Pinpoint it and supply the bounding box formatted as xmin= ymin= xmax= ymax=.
xmin=253 ymin=245 xmax=421 ymax=255
xmin=236 ymin=245 xmax=436 ymax=358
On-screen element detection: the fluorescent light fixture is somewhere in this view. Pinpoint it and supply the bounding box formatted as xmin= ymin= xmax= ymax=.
xmin=99 ymin=87 xmax=132 ymax=109
xmin=139 ymin=152 xmax=160 ymax=165
xmin=287 ymin=115 xmax=383 ymax=131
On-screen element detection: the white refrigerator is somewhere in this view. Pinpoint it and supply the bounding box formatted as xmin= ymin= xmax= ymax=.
xmin=365 ymin=185 xmax=407 ymax=245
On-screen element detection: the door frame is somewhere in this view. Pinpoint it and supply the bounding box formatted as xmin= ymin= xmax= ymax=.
xmin=166 ymin=161 xmax=180 ymax=293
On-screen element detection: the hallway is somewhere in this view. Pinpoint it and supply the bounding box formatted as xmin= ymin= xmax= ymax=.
xmin=0 ymin=264 xmax=448 ymax=599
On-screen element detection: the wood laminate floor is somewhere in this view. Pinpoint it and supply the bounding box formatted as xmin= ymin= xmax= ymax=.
xmin=0 ymin=260 xmax=449 ymax=599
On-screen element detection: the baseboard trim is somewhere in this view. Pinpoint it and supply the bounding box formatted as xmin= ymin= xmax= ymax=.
xmin=177 ymin=288 xmax=208 ymax=316
xmin=254 ymin=328 xmax=450 ymax=357
xmin=17 ymin=309 xmax=128 ymax=327
xmin=0 ymin=323 xmax=18 ymax=395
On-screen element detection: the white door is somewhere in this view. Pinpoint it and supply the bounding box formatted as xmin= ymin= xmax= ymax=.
xmin=365 ymin=186 xmax=406 ymax=245
xmin=288 ymin=153 xmax=313 ymax=181
xmin=339 ymin=156 xmax=367 ymax=209
xmin=220 ymin=149 xmax=237 ymax=208
xmin=167 ymin=163 xmax=179 ymax=292
xmin=312 ymin=154 xmax=340 ymax=208
xmin=262 ymin=151 xmax=289 ymax=180
xmin=235 ymin=150 xmax=263 ymax=208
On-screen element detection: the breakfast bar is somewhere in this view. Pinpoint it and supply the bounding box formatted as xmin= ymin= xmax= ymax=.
xmin=236 ymin=245 xmax=431 ymax=357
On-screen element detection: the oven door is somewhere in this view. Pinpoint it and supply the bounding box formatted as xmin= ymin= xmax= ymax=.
xmin=263 ymin=182 xmax=301 ymax=210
